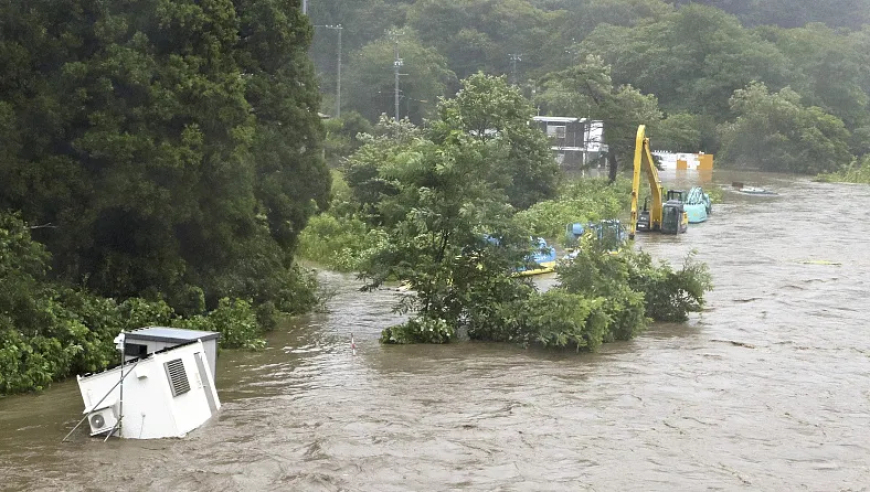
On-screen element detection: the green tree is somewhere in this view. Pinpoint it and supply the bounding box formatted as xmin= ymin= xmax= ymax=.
xmin=358 ymin=133 xmax=532 ymax=327
xmin=579 ymin=5 xmax=790 ymax=122
xmin=431 ymin=73 xmax=560 ymax=209
xmin=672 ymin=0 xmax=870 ymax=30
xmin=343 ymin=33 xmax=455 ymax=123
xmin=407 ymin=0 xmax=556 ymax=81
xmin=720 ymin=82 xmax=853 ymax=173
xmin=537 ymin=56 xmax=662 ymax=180
xmin=323 ymin=111 xmax=374 ymax=166
xmin=0 ymin=0 xmax=329 ymax=313
xmin=759 ymin=23 xmax=870 ymax=154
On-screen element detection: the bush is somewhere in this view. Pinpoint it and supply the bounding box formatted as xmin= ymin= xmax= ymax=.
xmin=519 ymin=290 xmax=611 ymax=351
xmin=0 ymin=213 xmax=297 ymax=394
xmin=514 ymin=177 xmax=631 ymax=243
xmin=381 ymin=317 xmax=455 ymax=344
xmin=817 ymin=155 xmax=870 ymax=184
xmin=297 ymin=212 xmax=386 ymax=271
xmin=558 ymin=241 xmax=712 ymax=324
xmin=627 ymin=252 xmax=713 ymax=322
xmin=175 ymin=298 xmax=265 ymax=350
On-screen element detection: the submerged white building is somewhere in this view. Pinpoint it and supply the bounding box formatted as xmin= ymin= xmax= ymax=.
xmin=76 ymin=328 xmax=221 ymax=440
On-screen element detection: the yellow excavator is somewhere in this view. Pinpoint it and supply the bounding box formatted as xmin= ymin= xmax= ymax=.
xmin=628 ymin=125 xmax=689 ymax=239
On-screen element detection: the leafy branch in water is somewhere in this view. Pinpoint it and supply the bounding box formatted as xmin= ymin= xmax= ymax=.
xmin=817 ymin=155 xmax=870 ymax=184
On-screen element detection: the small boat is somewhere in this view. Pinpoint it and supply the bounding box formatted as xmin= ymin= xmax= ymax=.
xmin=516 ymin=237 xmax=557 ymax=276
xmin=732 ymin=182 xmax=778 ymax=195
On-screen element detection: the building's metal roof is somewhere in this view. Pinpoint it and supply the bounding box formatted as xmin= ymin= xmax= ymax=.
xmin=533 ymin=116 xmax=580 ymax=123
xmin=126 ymin=326 xmax=221 ymax=343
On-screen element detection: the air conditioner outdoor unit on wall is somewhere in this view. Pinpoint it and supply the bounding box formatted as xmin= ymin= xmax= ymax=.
xmin=87 ymin=404 xmax=119 ymax=436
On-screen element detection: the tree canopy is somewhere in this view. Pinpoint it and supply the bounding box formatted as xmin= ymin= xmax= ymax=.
xmin=309 ymin=0 xmax=870 ymax=173
xmin=0 ymin=0 xmax=330 ymax=313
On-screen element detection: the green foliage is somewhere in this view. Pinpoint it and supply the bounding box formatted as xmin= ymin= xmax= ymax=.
xmin=343 ymin=33 xmax=455 ymax=123
xmin=432 ymin=73 xmax=560 ymax=210
xmin=520 ymin=291 xmax=611 ymax=351
xmin=514 ymin=178 xmax=631 ymax=242
xmin=0 ymin=213 xmax=275 ymax=394
xmin=297 ymin=212 xmax=387 ymax=271
xmin=675 ymin=0 xmax=870 ymax=30
xmin=627 ymin=252 xmax=713 ymax=322
xmin=558 ymin=241 xmax=713 ymax=324
xmin=354 ymin=77 xmax=548 ymax=331
xmin=817 ymin=154 xmax=870 ymax=184
xmin=407 ymin=0 xmax=556 ymax=81
xmin=176 ymin=298 xmax=265 ymax=350
xmin=578 ymin=5 xmax=791 ymax=124
xmin=381 ymin=317 xmax=455 ymax=344
xmin=720 ymin=82 xmax=853 ymax=173
xmin=0 ymin=0 xmax=330 ymax=315
xmin=323 ymin=112 xmax=374 ymax=166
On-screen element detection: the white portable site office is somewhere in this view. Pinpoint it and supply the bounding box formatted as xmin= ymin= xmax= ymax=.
xmin=76 ymin=328 xmax=222 ymax=440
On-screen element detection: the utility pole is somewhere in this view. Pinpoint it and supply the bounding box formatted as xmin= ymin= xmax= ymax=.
xmin=387 ymin=30 xmax=404 ymax=121
xmin=320 ymin=24 xmax=343 ymax=117
xmin=509 ymin=53 xmax=522 ymax=86
xmin=302 ymin=0 xmax=308 ymax=15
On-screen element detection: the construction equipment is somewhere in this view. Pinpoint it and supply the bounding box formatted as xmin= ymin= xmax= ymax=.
xmin=683 ymin=186 xmax=712 ymax=223
xmin=565 ymin=220 xmax=627 ymax=255
xmin=629 ymin=125 xmax=688 ymax=239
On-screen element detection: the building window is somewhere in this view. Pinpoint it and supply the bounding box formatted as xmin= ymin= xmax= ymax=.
xmin=547 ymin=125 xmax=567 ymax=139
xmin=124 ymin=343 xmax=148 ymax=358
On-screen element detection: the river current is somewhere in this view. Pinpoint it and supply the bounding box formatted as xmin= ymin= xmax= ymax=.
xmin=1 ymin=171 xmax=869 ymax=491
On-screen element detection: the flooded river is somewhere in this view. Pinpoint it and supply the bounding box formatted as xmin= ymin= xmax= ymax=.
xmin=2 ymin=172 xmax=870 ymax=491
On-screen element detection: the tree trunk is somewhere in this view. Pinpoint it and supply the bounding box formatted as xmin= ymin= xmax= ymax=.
xmin=607 ymin=152 xmax=619 ymax=183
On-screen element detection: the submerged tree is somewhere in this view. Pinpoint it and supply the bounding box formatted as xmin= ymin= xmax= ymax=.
xmin=720 ymin=82 xmax=852 ymax=173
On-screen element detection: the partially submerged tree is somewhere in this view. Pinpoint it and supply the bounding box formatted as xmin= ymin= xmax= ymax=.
xmin=720 ymin=82 xmax=853 ymax=173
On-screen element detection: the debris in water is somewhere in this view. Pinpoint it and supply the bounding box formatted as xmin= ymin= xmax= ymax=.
xmin=710 ymin=339 xmax=756 ymax=349
xmin=799 ymin=259 xmax=842 ymax=266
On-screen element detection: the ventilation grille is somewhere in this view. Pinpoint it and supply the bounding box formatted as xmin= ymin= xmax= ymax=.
xmin=164 ymin=359 xmax=191 ymax=397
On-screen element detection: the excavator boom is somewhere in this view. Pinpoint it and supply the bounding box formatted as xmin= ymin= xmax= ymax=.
xmin=628 ymin=125 xmax=663 ymax=239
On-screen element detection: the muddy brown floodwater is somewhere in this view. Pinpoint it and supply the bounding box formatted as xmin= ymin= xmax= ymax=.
xmin=2 ymin=171 xmax=870 ymax=491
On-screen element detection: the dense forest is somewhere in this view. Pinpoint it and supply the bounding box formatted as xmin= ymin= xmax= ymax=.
xmin=0 ymin=0 xmax=328 ymax=393
xmin=310 ymin=0 xmax=870 ymax=173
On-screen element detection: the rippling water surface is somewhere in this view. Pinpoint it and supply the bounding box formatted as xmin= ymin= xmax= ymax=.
xmin=2 ymin=171 xmax=869 ymax=491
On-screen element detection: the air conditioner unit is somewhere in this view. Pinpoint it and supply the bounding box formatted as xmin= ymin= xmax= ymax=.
xmin=87 ymin=404 xmax=119 ymax=436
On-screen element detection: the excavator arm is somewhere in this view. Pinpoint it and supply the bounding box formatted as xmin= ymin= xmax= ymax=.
xmin=628 ymin=125 xmax=663 ymax=239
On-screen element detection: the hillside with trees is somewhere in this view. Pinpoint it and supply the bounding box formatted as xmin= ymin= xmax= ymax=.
xmin=310 ymin=0 xmax=870 ymax=174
